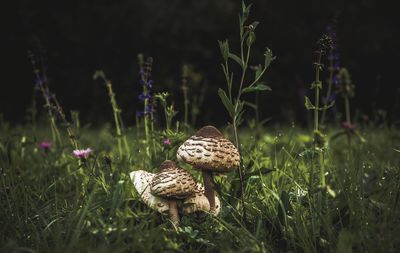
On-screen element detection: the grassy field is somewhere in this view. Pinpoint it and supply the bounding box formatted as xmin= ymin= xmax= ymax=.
xmin=1 ymin=121 xmax=399 ymax=253
xmin=2 ymin=2 xmax=399 ymax=252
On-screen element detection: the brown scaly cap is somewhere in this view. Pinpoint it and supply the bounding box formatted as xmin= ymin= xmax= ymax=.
xmin=194 ymin=125 xmax=223 ymax=138
xmin=150 ymin=160 xmax=197 ymax=199
xmin=159 ymin=160 xmax=177 ymax=171
xmin=129 ymin=170 xmax=170 ymax=213
xmin=176 ymin=125 xmax=240 ymax=172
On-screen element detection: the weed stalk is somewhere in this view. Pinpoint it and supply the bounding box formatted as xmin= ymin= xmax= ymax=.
xmin=93 ymin=71 xmax=130 ymax=158
xmin=218 ymin=2 xmax=275 ymax=222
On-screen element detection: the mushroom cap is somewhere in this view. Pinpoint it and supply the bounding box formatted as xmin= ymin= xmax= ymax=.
xmin=177 ymin=125 xmax=240 ymax=173
xmin=182 ymin=183 xmax=221 ymax=216
xmin=129 ymin=170 xmax=170 ymax=213
xmin=150 ymin=160 xmax=197 ymax=199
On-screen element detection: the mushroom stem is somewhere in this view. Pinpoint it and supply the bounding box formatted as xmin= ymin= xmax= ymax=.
xmin=168 ymin=200 xmax=180 ymax=227
xmin=202 ymin=171 xmax=216 ymax=213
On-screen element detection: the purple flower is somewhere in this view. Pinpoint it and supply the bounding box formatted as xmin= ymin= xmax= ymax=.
xmin=147 ymin=80 xmax=154 ymax=88
xmin=35 ymin=78 xmax=43 ymax=89
xmin=334 ymin=62 xmax=341 ymax=71
xmin=39 ymin=141 xmax=52 ymax=149
xmin=145 ymin=104 xmax=152 ymax=114
xmin=72 ymin=148 xmax=92 ymax=158
xmin=333 ymin=76 xmax=339 ymax=86
xmin=138 ymin=93 xmax=151 ymax=101
xmin=163 ymin=138 xmax=172 ymax=146
xmin=327 ymin=93 xmax=336 ymax=102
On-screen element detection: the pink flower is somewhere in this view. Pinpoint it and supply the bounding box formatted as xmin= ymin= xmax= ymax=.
xmin=341 ymin=122 xmax=356 ymax=133
xmin=39 ymin=141 xmax=52 ymax=149
xmin=72 ymin=148 xmax=92 ymax=158
xmin=162 ymin=138 xmax=172 ymax=146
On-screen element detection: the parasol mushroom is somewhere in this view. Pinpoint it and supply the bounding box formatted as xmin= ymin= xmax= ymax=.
xmin=129 ymin=170 xmax=170 ymax=213
xmin=177 ymin=125 xmax=240 ymax=213
xmin=150 ymin=160 xmax=197 ymax=226
xmin=182 ymin=183 xmax=221 ymax=216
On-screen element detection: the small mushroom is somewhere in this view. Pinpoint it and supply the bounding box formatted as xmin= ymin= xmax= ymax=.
xmin=150 ymin=160 xmax=197 ymax=226
xmin=182 ymin=183 xmax=221 ymax=216
xmin=129 ymin=170 xmax=170 ymax=213
xmin=177 ymin=125 xmax=240 ymax=213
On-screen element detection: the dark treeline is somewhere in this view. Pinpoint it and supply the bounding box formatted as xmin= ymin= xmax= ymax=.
xmin=3 ymin=0 xmax=399 ymax=127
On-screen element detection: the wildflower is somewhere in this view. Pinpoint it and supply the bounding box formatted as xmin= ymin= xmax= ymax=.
xmin=147 ymin=80 xmax=154 ymax=89
xmin=39 ymin=141 xmax=52 ymax=149
xmin=316 ymin=34 xmax=334 ymax=54
xmin=163 ymin=138 xmax=172 ymax=146
xmin=136 ymin=111 xmax=144 ymax=117
xmin=334 ymin=61 xmax=341 ymax=71
xmin=72 ymin=148 xmax=92 ymax=159
xmin=341 ymin=121 xmax=357 ymax=133
xmin=138 ymin=93 xmax=151 ymax=101
xmin=335 ymin=68 xmax=355 ymax=98
xmin=144 ymin=104 xmax=152 ymax=115
xmin=34 ymin=78 xmax=43 ymax=89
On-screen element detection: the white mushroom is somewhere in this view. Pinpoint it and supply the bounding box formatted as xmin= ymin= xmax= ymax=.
xmin=182 ymin=183 xmax=221 ymax=216
xmin=129 ymin=170 xmax=169 ymax=213
xmin=177 ymin=125 xmax=240 ymax=213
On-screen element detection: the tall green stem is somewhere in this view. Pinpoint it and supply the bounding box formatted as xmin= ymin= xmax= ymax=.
xmin=345 ymin=96 xmax=352 ymax=158
xmin=321 ymin=49 xmax=334 ymax=125
xmin=106 ymin=82 xmax=123 ymax=157
xmin=231 ymin=41 xmax=252 ymax=222
xmin=345 ymin=97 xmax=351 ymax=124
xmin=314 ymin=53 xmax=322 ymax=132
xmin=53 ymin=98 xmax=78 ymax=150
xmin=182 ymin=65 xmax=189 ymax=128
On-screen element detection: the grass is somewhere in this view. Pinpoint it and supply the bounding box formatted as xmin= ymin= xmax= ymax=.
xmin=2 ymin=3 xmax=399 ymax=252
xmin=1 ymin=121 xmax=399 ymax=253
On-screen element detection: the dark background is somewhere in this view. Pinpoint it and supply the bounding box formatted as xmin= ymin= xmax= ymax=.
xmin=3 ymin=0 xmax=400 ymax=127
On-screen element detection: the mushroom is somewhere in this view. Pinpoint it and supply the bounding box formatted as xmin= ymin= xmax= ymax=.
xmin=150 ymin=160 xmax=197 ymax=226
xmin=129 ymin=170 xmax=170 ymax=213
xmin=177 ymin=125 xmax=240 ymax=213
xmin=182 ymin=183 xmax=221 ymax=216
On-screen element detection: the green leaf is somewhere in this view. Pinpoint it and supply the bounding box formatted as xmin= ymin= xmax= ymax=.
xmin=218 ymin=40 xmax=229 ymax=61
xmin=326 ymin=185 xmax=337 ymax=198
xmin=236 ymin=108 xmax=245 ymax=127
xmin=241 ymin=1 xmax=246 ymax=13
xmin=236 ymin=100 xmax=245 ymax=114
xmin=242 ymin=83 xmax=272 ymax=94
xmin=246 ymin=32 xmax=256 ymax=47
xmin=311 ymin=81 xmax=322 ymax=89
xmin=218 ymin=88 xmax=235 ymax=118
xmin=253 ymin=64 xmax=262 ymax=79
xmin=318 ymin=100 xmax=335 ymax=111
xmin=228 ymin=53 xmax=243 ymax=67
xmin=264 ymin=48 xmax=276 ymax=69
xmin=243 ymin=168 xmax=275 ymax=181
xmin=243 ymin=101 xmax=257 ymax=110
xmin=304 ymin=96 xmax=315 ymax=110
xmin=241 ymin=2 xmax=252 ymax=22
